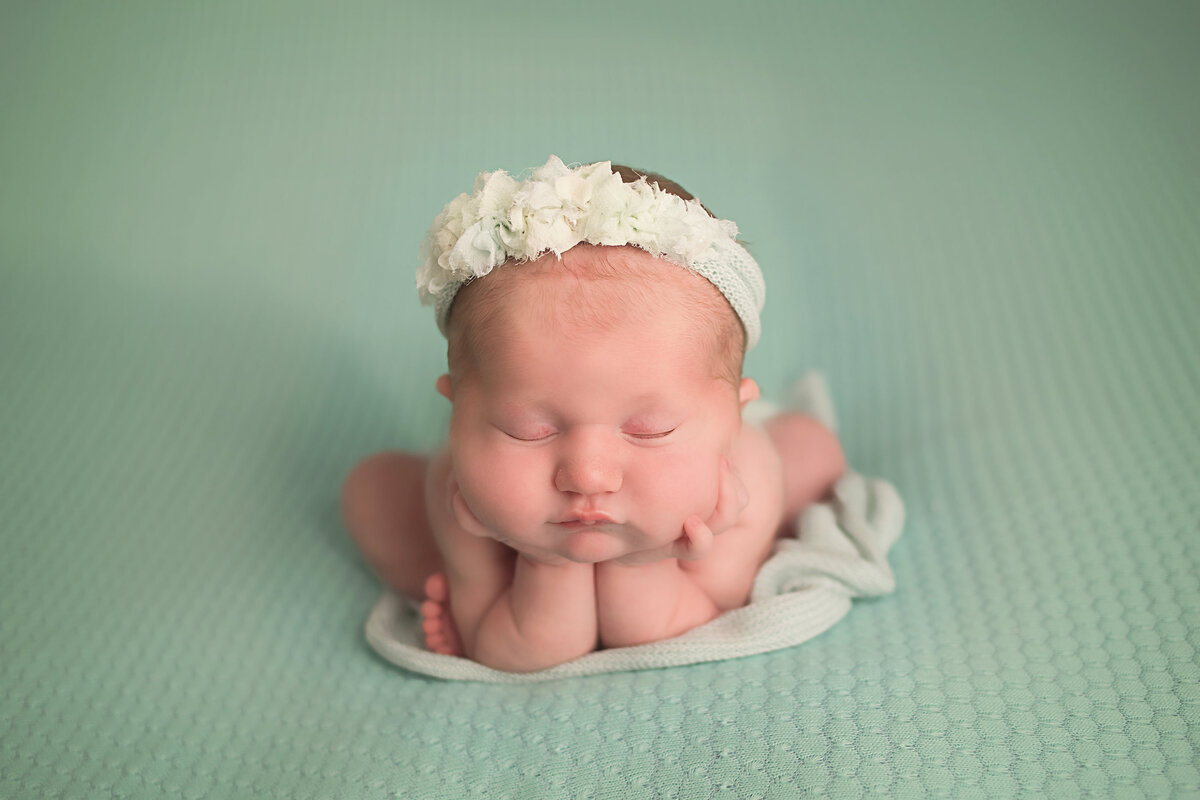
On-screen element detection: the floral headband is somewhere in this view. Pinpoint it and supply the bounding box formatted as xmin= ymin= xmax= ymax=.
xmin=416 ymin=156 xmax=766 ymax=349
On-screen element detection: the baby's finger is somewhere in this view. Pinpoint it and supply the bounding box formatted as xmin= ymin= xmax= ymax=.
xmin=677 ymin=515 xmax=715 ymax=560
xmin=707 ymin=457 xmax=748 ymax=534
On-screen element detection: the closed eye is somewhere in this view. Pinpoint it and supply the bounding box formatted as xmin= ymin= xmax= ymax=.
xmin=628 ymin=428 xmax=676 ymax=440
xmin=503 ymin=429 xmax=556 ymax=442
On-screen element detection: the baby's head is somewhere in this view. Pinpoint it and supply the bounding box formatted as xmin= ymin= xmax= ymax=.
xmin=415 ymin=157 xmax=766 ymax=562
xmin=418 ymin=157 xmax=765 ymax=386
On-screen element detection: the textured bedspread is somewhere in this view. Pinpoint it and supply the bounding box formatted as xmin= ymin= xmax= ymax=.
xmin=2 ymin=2 xmax=1197 ymax=798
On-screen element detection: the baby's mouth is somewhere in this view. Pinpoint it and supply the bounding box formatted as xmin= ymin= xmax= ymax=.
xmin=555 ymin=511 xmax=616 ymax=526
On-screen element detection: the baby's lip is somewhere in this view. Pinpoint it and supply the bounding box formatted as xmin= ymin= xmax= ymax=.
xmin=556 ymin=510 xmax=616 ymax=525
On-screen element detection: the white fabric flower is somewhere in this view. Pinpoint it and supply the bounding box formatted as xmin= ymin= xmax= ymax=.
xmin=416 ymin=156 xmax=766 ymax=348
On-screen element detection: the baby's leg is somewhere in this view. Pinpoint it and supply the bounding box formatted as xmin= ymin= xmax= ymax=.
xmin=764 ymin=414 xmax=847 ymax=521
xmin=341 ymin=451 xmax=443 ymax=599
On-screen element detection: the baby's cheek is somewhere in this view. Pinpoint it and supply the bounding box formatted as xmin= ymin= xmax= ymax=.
xmin=635 ymin=451 xmax=720 ymax=525
xmin=454 ymin=445 xmax=542 ymax=530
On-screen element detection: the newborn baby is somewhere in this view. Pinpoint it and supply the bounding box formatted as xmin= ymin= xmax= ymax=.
xmin=343 ymin=157 xmax=845 ymax=672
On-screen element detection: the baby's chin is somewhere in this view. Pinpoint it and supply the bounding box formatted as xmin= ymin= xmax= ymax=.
xmin=499 ymin=523 xmax=684 ymax=564
xmin=556 ymin=525 xmax=683 ymax=564
xmin=558 ymin=528 xmax=629 ymax=563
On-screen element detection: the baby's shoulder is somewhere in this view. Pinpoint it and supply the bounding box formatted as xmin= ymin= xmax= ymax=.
xmin=422 ymin=448 xmax=459 ymax=538
xmin=425 ymin=447 xmax=450 ymax=480
xmin=731 ymin=422 xmax=784 ymax=487
xmin=729 ymin=422 xmax=787 ymax=545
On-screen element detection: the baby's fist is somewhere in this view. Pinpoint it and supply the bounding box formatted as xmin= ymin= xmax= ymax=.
xmin=671 ymin=457 xmax=748 ymax=560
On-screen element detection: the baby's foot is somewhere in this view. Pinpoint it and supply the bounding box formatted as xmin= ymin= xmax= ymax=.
xmin=420 ymin=573 xmax=464 ymax=657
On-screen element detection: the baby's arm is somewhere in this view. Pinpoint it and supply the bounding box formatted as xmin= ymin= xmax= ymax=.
xmin=595 ymin=429 xmax=784 ymax=647
xmin=594 ymin=558 xmax=720 ymax=647
xmin=426 ymin=453 xmax=599 ymax=672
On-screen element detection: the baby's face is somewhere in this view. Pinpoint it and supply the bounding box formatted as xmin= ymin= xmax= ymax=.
xmin=442 ymin=248 xmax=753 ymax=564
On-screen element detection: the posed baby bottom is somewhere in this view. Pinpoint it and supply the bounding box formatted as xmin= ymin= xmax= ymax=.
xmin=364 ymin=373 xmax=904 ymax=683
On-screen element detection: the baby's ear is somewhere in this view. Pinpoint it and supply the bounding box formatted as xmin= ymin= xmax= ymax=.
xmin=738 ymin=377 xmax=760 ymax=407
xmin=436 ymin=374 xmax=454 ymax=401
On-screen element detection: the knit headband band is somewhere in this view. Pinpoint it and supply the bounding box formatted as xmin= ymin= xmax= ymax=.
xmin=416 ymin=156 xmax=766 ymax=349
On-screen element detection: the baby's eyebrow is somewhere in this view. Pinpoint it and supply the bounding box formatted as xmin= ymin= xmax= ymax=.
xmin=628 ymin=389 xmax=685 ymax=406
xmin=623 ymin=401 xmax=688 ymax=424
xmin=496 ymin=402 xmax=553 ymax=421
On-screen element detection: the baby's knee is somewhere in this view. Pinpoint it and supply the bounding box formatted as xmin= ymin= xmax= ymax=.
xmin=341 ymin=452 xmax=392 ymax=521
xmin=341 ymin=451 xmax=425 ymax=531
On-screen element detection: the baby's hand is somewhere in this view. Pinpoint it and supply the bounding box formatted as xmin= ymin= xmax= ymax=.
xmin=447 ymin=474 xmax=492 ymax=540
xmin=447 ymin=474 xmax=571 ymax=565
xmin=671 ymin=456 xmax=749 ymax=561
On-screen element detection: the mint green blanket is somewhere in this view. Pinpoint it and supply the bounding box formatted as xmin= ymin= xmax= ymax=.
xmin=2 ymin=3 xmax=1197 ymax=798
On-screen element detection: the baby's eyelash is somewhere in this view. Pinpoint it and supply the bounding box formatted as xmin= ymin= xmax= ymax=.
xmin=505 ymin=431 xmax=556 ymax=442
xmin=628 ymin=428 xmax=676 ymax=440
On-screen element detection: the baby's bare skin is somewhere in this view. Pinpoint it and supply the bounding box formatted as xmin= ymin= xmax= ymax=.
xmin=343 ymin=245 xmax=846 ymax=673
xmin=592 ymin=421 xmax=785 ymax=648
xmin=344 ymin=413 xmax=843 ymax=671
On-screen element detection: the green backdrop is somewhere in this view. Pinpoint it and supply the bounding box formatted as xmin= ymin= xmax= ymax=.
xmin=3 ymin=2 xmax=1198 ymax=797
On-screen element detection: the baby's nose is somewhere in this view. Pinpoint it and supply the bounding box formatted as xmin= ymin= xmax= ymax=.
xmin=554 ymin=435 xmax=622 ymax=496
